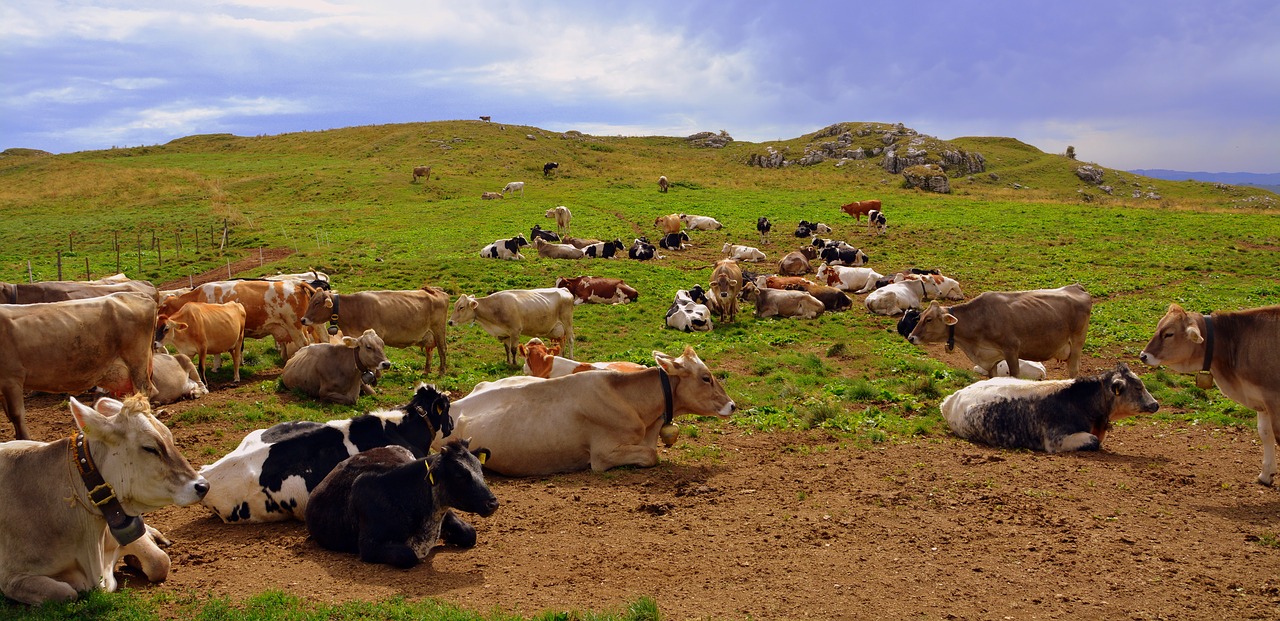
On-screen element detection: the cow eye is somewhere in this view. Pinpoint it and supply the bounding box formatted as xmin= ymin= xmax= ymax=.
xmin=702 ymin=374 xmax=712 ymax=384
xmin=1162 ymin=331 xmax=1172 ymax=339
xmin=142 ymin=446 xmax=161 ymax=457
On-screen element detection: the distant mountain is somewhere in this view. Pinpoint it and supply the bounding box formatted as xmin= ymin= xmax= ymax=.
xmin=1129 ymin=169 xmax=1280 ymax=185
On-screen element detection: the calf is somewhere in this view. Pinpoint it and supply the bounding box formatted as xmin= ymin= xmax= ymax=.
xmin=757 ymin=217 xmax=772 ymax=244
xmin=480 ymin=191 xmax=503 ymax=200
xmin=155 ymin=300 xmax=247 ymax=383
xmin=723 ymin=242 xmax=766 ymax=262
xmin=660 ymin=231 xmax=690 ymax=250
xmin=305 ymin=440 xmax=498 ymax=568
xmin=868 ymin=209 xmax=888 ymax=235
xmin=628 ymin=237 xmax=657 ymax=261
xmin=281 ymin=329 xmax=392 ymax=405
xmin=940 ymin=364 xmax=1158 ymax=452
xmin=0 ymin=395 xmax=208 ymax=604
xmin=544 ymin=205 xmax=572 ymax=235
xmin=501 ymin=181 xmax=525 ymax=197
xmin=840 ymin=199 xmax=881 ymax=221
xmin=534 ymin=238 xmax=586 ymax=259
xmin=520 ymin=337 xmax=648 ymax=377
xmin=199 ymin=384 xmax=453 ymax=523
xmin=480 ymin=235 xmax=528 ymax=260
xmin=529 ymin=224 xmax=560 ymax=243
xmin=741 ymin=281 xmax=824 ymax=319
xmin=543 ymin=161 xmax=559 ymax=176
xmin=681 ymin=214 xmax=723 ymax=230
xmin=555 ymin=275 xmax=639 ymax=305
xmin=583 ymin=239 xmax=625 ymax=259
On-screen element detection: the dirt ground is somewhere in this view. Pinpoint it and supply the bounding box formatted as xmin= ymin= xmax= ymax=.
xmin=16 ymin=386 xmax=1280 ymax=621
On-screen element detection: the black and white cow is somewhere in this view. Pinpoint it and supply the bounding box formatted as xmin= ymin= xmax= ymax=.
xmin=198 ymin=384 xmax=453 ymax=523
xmin=939 ymin=363 xmax=1159 ymax=452
xmin=819 ymin=245 xmax=869 ymax=266
xmin=628 ymin=237 xmax=656 ymax=261
xmin=868 ymin=209 xmax=888 ymax=235
xmin=304 ymin=439 xmax=499 ymax=568
xmin=665 ymin=288 xmax=713 ymax=332
xmin=542 ymin=161 xmax=559 ymax=176
xmin=757 ymin=217 xmax=772 ymax=244
xmin=583 ymin=238 xmax=625 ymax=258
xmin=659 ymin=231 xmax=690 ymax=250
xmin=529 ymin=224 xmax=560 ymax=243
xmin=794 ymin=220 xmax=815 ymax=238
xmin=480 ymin=235 xmax=529 ymax=260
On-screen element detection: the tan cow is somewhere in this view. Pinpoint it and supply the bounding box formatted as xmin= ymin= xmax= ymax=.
xmin=740 ymin=281 xmax=825 ymax=319
xmin=1140 ymin=304 xmax=1280 ymax=485
xmin=299 ymin=287 xmax=449 ymax=376
xmin=1 ymin=280 xmax=158 ymax=304
xmin=544 ymin=206 xmax=572 ymax=235
xmin=0 ymin=395 xmax=208 ymax=604
xmin=778 ymin=248 xmax=817 ymax=275
xmin=156 ymin=301 xmax=247 ymax=383
xmin=519 ymin=337 xmax=648 ymax=378
xmin=149 ymin=350 xmax=208 ymax=404
xmin=907 ymin=284 xmax=1092 ymax=377
xmin=0 ymin=293 xmax=156 ymax=440
xmin=708 ymin=259 xmax=742 ymax=323
xmin=159 ymin=279 xmax=316 ymax=361
xmin=449 ymin=288 xmax=576 ymax=365
xmin=480 ymin=191 xmax=503 ymax=200
xmin=282 ymin=329 xmax=392 ymax=405
xmin=658 ymin=175 xmax=670 ymax=193
xmin=447 ymin=345 xmax=735 ymax=475
xmin=534 ymin=238 xmax=586 ymax=259
xmin=654 ymin=213 xmax=682 ymax=234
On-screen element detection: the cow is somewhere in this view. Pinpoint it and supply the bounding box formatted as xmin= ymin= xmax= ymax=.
xmin=817 ymin=263 xmax=883 ymax=293
xmin=543 ymin=161 xmax=559 ymax=176
xmin=501 ymin=181 xmax=525 ymax=198
xmin=198 ymin=384 xmax=453 ymax=523
xmin=1140 ymin=303 xmax=1280 ymax=485
xmin=301 ymin=287 xmax=449 ymax=375
xmin=666 ymin=290 xmax=713 ymax=332
xmin=555 ymin=276 xmax=639 ymax=305
xmin=740 ymin=281 xmax=824 ymax=319
xmin=479 ymin=115 xmax=491 ymax=122
xmin=757 ymin=275 xmax=813 ymax=290
xmin=304 ymin=440 xmax=498 ymax=568
xmin=708 ymin=259 xmax=743 ymax=323
xmin=480 ymin=191 xmax=503 ymax=200
xmin=480 ymin=235 xmax=529 ymax=260
xmin=0 ymin=293 xmax=156 ymax=440
xmin=907 ymin=284 xmax=1093 ymax=378
xmin=583 ymin=239 xmax=625 ymax=258
xmin=1 ymin=280 xmax=158 ymax=304
xmin=940 ymin=364 xmax=1159 ymax=452
xmin=519 ymin=337 xmax=648 ymax=378
xmin=562 ymin=236 xmax=601 ymax=249
xmin=794 ymin=220 xmax=815 ymax=238
xmin=0 ymin=394 xmax=208 ymax=604
xmin=628 ymin=237 xmax=657 ymax=261
xmin=865 ymin=275 xmax=956 ymax=316
xmin=159 ymin=279 xmax=315 ymax=361
xmin=534 ymin=238 xmax=586 ymax=259
xmin=655 ymin=213 xmax=682 ymax=234
xmin=659 ymin=231 xmax=690 ymax=251
xmin=819 ymin=245 xmax=869 ymax=267
xmin=412 ymin=165 xmax=431 ymax=183
xmin=449 ymin=287 xmax=575 ymax=365
xmin=681 ymin=214 xmax=723 ymax=231
xmin=446 ymin=345 xmax=735 ymax=475
xmin=155 ymin=301 xmax=247 ymax=384
xmin=545 ymin=205 xmax=572 ymax=235
xmin=149 ymin=349 xmax=208 ymax=404
xmin=262 ymin=270 xmax=331 ymax=289
xmin=757 ymin=217 xmax=772 ymax=244
xmin=978 ymin=359 xmax=1049 ymax=380
xmin=658 ymin=175 xmax=669 ymax=193
xmin=799 ymin=281 xmax=852 ymax=312
xmin=868 ymin=209 xmax=888 ymax=235
xmin=778 ymin=248 xmax=817 ymax=275
xmin=529 ymin=224 xmax=560 ymax=243
xmin=841 ymin=199 xmax=881 ymax=221
xmin=282 ymin=329 xmax=392 ymax=405
xmin=722 ymin=242 xmax=766 ymax=262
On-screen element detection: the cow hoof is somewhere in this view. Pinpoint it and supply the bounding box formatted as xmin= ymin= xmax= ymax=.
xmin=1258 ymin=473 xmax=1274 ymax=487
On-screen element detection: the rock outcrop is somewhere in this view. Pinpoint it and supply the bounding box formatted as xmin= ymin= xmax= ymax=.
xmin=902 ymin=164 xmax=951 ymax=193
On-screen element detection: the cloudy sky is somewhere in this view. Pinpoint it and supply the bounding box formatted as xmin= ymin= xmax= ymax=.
xmin=3 ymin=1 xmax=1278 ymax=172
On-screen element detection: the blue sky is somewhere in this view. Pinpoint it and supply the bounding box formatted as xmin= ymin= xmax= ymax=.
xmin=3 ymin=1 xmax=1278 ymax=172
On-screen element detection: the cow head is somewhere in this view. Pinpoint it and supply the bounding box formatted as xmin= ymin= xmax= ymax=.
xmin=906 ymin=302 xmax=955 ymax=345
xmin=896 ymin=308 xmax=921 ymax=339
xmin=403 ymin=383 xmax=453 ymax=441
xmin=448 ymin=295 xmax=479 ymax=326
xmin=1139 ymin=303 xmax=1206 ymax=372
xmin=687 ymin=285 xmax=709 ymax=305
xmin=300 ymin=289 xmax=335 ymax=327
xmin=653 ymin=345 xmax=735 ymax=418
xmin=345 ymin=329 xmax=391 ymax=380
xmin=433 ymin=438 xmax=499 ymax=517
xmin=1104 ymin=363 xmax=1161 ymax=419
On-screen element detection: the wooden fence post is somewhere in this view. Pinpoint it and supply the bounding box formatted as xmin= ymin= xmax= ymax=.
xmin=57 ymin=251 xmax=62 ymax=280
xmin=114 ymin=231 xmax=121 ymax=274
xmin=27 ymin=261 xmax=33 ymax=283
xmin=84 ymin=257 xmax=90 ymax=281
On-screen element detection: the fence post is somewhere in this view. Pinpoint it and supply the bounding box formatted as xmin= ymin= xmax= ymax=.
xmin=27 ymin=260 xmax=33 ymax=283
xmin=69 ymin=232 xmax=74 ymax=253
xmin=136 ymin=238 xmax=141 ymax=273
xmin=57 ymin=251 xmax=62 ymax=280
xmin=114 ymin=231 xmax=121 ymax=274
xmin=84 ymin=257 xmax=90 ymax=281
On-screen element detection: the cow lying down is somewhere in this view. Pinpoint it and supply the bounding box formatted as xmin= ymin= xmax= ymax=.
xmin=305 ymin=439 xmax=498 ymax=568
xmin=199 ymin=384 xmax=452 ymax=523
xmin=519 ymin=337 xmax=647 ymax=378
xmin=940 ymin=363 xmax=1158 ymax=453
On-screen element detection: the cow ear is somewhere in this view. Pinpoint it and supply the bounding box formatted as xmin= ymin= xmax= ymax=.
xmin=70 ymin=397 xmax=116 ymax=438
xmin=1110 ymin=376 xmax=1125 ymax=396
xmin=173 ymin=321 xmax=189 ymax=331
xmin=1184 ymin=324 xmax=1204 ymax=344
xmin=942 ymin=313 xmax=958 ymax=326
xmin=468 ymin=298 xmax=479 ymax=310
xmin=341 ymin=336 xmax=358 ymax=348
xmin=517 ymin=344 xmax=528 ymax=356
xmin=473 ymin=448 xmax=491 ymax=465
xmin=324 ymin=296 xmax=333 ymax=309
xmin=653 ymin=350 xmax=676 ymax=371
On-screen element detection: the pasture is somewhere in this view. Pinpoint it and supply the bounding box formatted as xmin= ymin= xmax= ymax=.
xmin=1 ymin=121 xmax=1279 ymax=619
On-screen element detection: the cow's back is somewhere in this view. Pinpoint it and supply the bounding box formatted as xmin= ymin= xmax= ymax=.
xmin=959 ymin=285 xmax=1091 ymax=358
xmin=339 ymin=289 xmax=446 ymax=349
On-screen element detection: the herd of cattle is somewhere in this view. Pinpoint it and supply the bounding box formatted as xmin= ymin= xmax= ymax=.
xmin=0 ymin=197 xmax=1277 ymax=605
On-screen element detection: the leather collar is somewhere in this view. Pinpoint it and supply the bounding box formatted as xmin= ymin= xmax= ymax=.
xmin=70 ymin=432 xmax=145 ymax=545
xmin=659 ymin=369 xmax=674 ymax=426
xmin=1201 ymin=313 xmax=1215 ymax=373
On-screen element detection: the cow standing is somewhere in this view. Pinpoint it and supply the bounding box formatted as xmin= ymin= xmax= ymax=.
xmin=1 ymin=280 xmax=159 ymax=304
xmin=757 ymin=217 xmax=772 ymax=244
xmin=155 ymin=301 xmax=246 ymax=384
xmin=449 ymin=288 xmax=576 ymax=365
xmin=545 ymin=206 xmax=572 ymax=236
xmin=840 ymin=199 xmax=881 ymax=221
xmin=543 ymin=161 xmax=559 ymax=176
xmin=159 ymin=279 xmax=316 ymax=361
xmin=300 ymin=287 xmax=450 ymax=376
xmin=708 ymin=259 xmax=743 ymax=323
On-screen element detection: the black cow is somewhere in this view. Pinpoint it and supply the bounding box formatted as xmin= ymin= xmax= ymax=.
xmin=543 ymin=161 xmax=559 ymax=176
xmin=940 ymin=363 xmax=1159 ymax=452
xmin=819 ymin=245 xmax=868 ymax=266
xmin=198 ymin=384 xmax=453 ymax=523
xmin=757 ymin=217 xmax=772 ymax=244
xmin=305 ymin=439 xmax=499 ymax=568
xmin=583 ymin=239 xmax=625 ymax=258
xmin=659 ymin=231 xmax=690 ymax=250
xmin=529 ymin=224 xmax=560 ymax=243
xmin=628 ymin=237 xmax=656 ymax=261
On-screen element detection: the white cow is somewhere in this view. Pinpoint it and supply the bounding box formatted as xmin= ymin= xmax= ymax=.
xmin=816 ymin=264 xmax=883 ymax=293
xmin=681 ymin=214 xmax=723 ymax=230
xmin=722 ymin=242 xmax=767 ymax=262
xmin=974 ymin=359 xmax=1049 ymax=380
xmin=448 ymin=288 xmax=576 ymax=365
xmin=865 ymin=274 xmax=964 ymax=316
xmin=501 ymin=181 xmax=525 ymax=197
xmin=545 ymin=206 xmax=572 ymax=235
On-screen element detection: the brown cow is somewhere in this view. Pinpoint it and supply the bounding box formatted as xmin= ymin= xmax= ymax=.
xmin=281 ymin=329 xmax=392 ymax=405
xmin=778 ymin=247 xmax=817 ymax=275
xmin=159 ymin=279 xmax=316 ymax=361
xmin=740 ymin=282 xmax=824 ymax=319
xmin=1140 ymin=304 xmax=1280 ymax=485
xmin=840 ymin=199 xmax=881 ymax=221
xmin=300 ymin=287 xmax=450 ymax=376
xmin=654 ymin=213 xmax=681 ymax=234
xmin=708 ymin=259 xmax=743 ymax=323
xmin=0 ymin=293 xmax=156 ymax=439
xmin=156 ymin=301 xmax=247 ymax=383
xmin=412 ymin=165 xmax=431 ymax=183
xmin=1 ymin=280 xmax=158 ymax=304
xmin=555 ymin=276 xmax=639 ymax=305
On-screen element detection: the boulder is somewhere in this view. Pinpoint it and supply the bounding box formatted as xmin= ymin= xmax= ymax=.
xmin=902 ymin=164 xmax=951 ymax=193
xmin=1075 ymin=165 xmax=1104 ymax=184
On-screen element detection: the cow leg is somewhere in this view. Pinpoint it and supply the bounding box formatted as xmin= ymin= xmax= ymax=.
xmin=1 ymin=574 xmax=79 ymax=605
xmin=439 ymin=511 xmax=477 ymax=548
xmin=504 ymin=338 xmax=519 ymax=367
xmin=196 ymin=352 xmax=208 ymax=385
xmin=1050 ymin=432 xmax=1100 ymax=453
xmin=232 ymin=343 xmax=243 ymax=383
xmin=116 ymin=529 xmax=172 ymax=583
xmin=591 ymin=443 xmax=659 ymax=471
xmin=1 ymin=384 xmax=30 ymax=440
xmin=358 ymin=535 xmax=419 ymax=569
xmin=209 ymin=351 xmax=223 ymax=373
xmin=1256 ymin=403 xmax=1280 ymax=486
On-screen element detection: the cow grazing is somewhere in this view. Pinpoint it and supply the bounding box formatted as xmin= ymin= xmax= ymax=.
xmin=681 ymin=214 xmax=723 ymax=230
xmin=1140 ymin=303 xmax=1280 ymax=485
xmin=447 ymin=345 xmax=735 ymax=475
xmin=757 ymin=217 xmax=772 ymax=244
xmin=519 ymin=337 xmax=648 ymax=378
xmin=555 ymin=276 xmax=639 ymax=305
xmin=305 ymin=440 xmax=498 ymax=568
xmin=1 ymin=280 xmax=159 ymax=304
xmin=658 ymin=175 xmax=670 ymax=192
xmin=1 ymin=293 xmax=156 ymax=440
xmin=159 ymin=279 xmax=316 ymax=361
xmin=282 ymin=329 xmax=391 ymax=405
xmin=481 ymin=191 xmax=503 ymax=200
xmin=149 ymin=349 xmax=208 ymax=404
xmin=449 ymin=287 xmax=575 ymax=365
xmin=666 ymin=289 xmax=713 ymax=332
xmin=543 ymin=161 xmax=559 ymax=176
xmin=907 ymin=284 xmax=1093 ymax=377
xmin=817 ymin=264 xmax=883 ymax=293
xmin=0 ymin=395 xmax=208 ymax=604
xmin=301 ymin=287 xmax=450 ymax=375
xmin=628 ymin=237 xmax=657 ymax=261
xmin=740 ymin=281 xmax=824 ymax=319
xmin=534 ymin=238 xmax=586 ymax=259
xmin=819 ymin=245 xmax=869 ymax=267
xmin=778 ymin=248 xmax=817 ymax=275
xmin=583 ymin=239 xmax=625 ymax=259
xmin=480 ymin=235 xmax=529 ymax=260
xmin=722 ymin=242 xmax=766 ymax=262
xmin=709 ymin=259 xmax=743 ymax=323
xmin=940 ymin=364 xmax=1159 ymax=452
xmin=655 ymin=213 xmax=682 ymax=234
xmin=412 ymin=165 xmax=431 ymax=183
xmin=868 ymin=209 xmax=888 ymax=235
xmin=479 ymin=115 xmax=491 ymax=122
xmin=545 ymin=205 xmax=572 ymax=235
xmin=155 ymin=300 xmax=246 ymax=384
xmin=198 ymin=384 xmax=453 ymax=523
xmin=529 ymin=224 xmax=560 ymax=243
xmin=841 ymin=199 xmax=881 ymax=221
xmin=501 ymin=181 xmax=525 ymax=197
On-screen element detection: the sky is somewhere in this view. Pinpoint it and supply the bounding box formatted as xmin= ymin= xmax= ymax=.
xmin=3 ymin=1 xmax=1278 ymax=173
